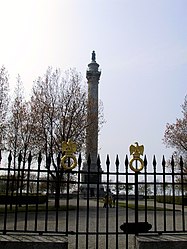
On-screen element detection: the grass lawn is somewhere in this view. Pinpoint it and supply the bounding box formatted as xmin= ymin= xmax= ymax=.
xmin=117 ymin=202 xmax=173 ymax=211
xmin=0 ymin=204 xmax=76 ymax=213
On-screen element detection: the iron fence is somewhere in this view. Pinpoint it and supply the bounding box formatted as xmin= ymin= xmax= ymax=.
xmin=0 ymin=151 xmax=187 ymax=249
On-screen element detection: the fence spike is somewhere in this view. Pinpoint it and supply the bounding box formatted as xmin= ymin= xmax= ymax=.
xmin=115 ymin=155 xmax=119 ymax=168
xmin=171 ymin=155 xmax=174 ymax=169
xmin=57 ymin=152 xmax=61 ymax=168
xmin=180 ymin=156 xmax=183 ymax=172
xmin=46 ymin=154 xmax=51 ymax=169
xmin=18 ymin=151 xmax=22 ymax=163
xmin=125 ymin=155 xmax=128 ymax=169
xmin=8 ymin=151 xmax=12 ymax=163
xmin=153 ymin=155 xmax=157 ymax=168
xmin=162 ymin=155 xmax=166 ymax=167
xmin=28 ymin=151 xmax=32 ymax=164
xmin=106 ymin=154 xmax=110 ymax=165
xmin=38 ymin=151 xmax=42 ymax=165
xmin=144 ymin=155 xmax=147 ymax=168
xmin=97 ymin=155 xmax=101 ymax=167
xmin=0 ymin=150 xmax=1 ymax=163
xmin=78 ymin=153 xmax=82 ymax=166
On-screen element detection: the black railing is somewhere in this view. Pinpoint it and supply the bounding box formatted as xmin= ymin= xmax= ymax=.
xmin=0 ymin=151 xmax=187 ymax=249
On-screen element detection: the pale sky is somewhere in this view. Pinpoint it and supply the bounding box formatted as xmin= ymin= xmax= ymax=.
xmin=0 ymin=0 xmax=186 ymax=171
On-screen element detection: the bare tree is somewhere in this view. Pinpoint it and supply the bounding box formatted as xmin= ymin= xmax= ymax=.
xmin=0 ymin=66 xmax=9 ymax=150
xmin=30 ymin=68 xmax=89 ymax=156
xmin=163 ymin=95 xmax=187 ymax=175
xmin=163 ymin=95 xmax=187 ymax=159
xmin=6 ymin=76 xmax=35 ymax=166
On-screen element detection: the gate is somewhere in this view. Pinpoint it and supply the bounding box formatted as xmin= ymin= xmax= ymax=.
xmin=0 ymin=150 xmax=187 ymax=249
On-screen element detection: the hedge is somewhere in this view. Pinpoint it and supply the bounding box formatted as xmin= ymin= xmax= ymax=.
xmin=156 ymin=195 xmax=187 ymax=206
xmin=0 ymin=194 xmax=47 ymax=204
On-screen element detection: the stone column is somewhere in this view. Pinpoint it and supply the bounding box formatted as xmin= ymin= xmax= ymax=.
xmin=82 ymin=51 xmax=104 ymax=196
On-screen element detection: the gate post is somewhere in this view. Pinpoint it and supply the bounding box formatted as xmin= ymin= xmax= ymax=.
xmin=134 ymin=170 xmax=139 ymax=235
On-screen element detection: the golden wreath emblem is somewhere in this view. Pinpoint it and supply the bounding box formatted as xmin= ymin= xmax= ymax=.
xmin=129 ymin=142 xmax=144 ymax=172
xmin=61 ymin=140 xmax=77 ymax=170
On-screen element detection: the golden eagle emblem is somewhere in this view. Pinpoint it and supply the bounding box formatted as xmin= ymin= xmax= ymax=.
xmin=62 ymin=140 xmax=77 ymax=156
xmin=129 ymin=142 xmax=144 ymax=172
xmin=61 ymin=140 xmax=77 ymax=170
xmin=129 ymin=142 xmax=144 ymax=158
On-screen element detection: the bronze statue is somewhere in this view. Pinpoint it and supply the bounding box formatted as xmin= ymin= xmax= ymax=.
xmin=92 ymin=51 xmax=96 ymax=61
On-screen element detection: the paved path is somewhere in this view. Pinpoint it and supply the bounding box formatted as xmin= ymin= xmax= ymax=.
xmin=0 ymin=199 xmax=187 ymax=249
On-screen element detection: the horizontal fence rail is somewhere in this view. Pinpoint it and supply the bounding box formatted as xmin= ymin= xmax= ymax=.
xmin=0 ymin=151 xmax=187 ymax=249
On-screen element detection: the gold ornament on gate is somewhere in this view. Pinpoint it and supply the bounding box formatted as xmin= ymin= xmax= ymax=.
xmin=129 ymin=142 xmax=144 ymax=172
xmin=61 ymin=140 xmax=77 ymax=170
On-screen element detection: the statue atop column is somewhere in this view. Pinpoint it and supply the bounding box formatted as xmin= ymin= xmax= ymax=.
xmin=91 ymin=50 xmax=96 ymax=62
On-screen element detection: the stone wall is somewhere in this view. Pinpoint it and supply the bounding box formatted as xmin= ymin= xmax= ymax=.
xmin=0 ymin=234 xmax=67 ymax=249
xmin=135 ymin=234 xmax=187 ymax=249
